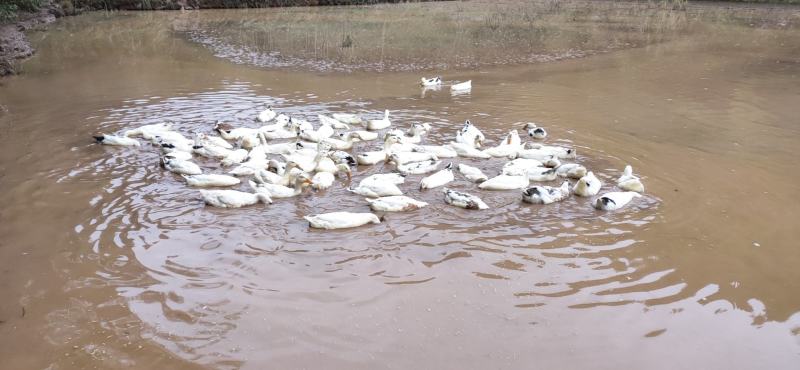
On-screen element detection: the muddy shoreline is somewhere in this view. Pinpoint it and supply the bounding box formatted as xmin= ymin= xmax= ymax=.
xmin=0 ymin=4 xmax=60 ymax=77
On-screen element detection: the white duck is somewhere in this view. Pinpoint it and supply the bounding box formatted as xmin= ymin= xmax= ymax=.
xmin=555 ymin=163 xmax=587 ymax=179
xmin=192 ymin=143 xmax=233 ymax=159
xmin=341 ymin=130 xmax=378 ymax=142
xmin=479 ymin=172 xmax=529 ymax=190
xmin=356 ymin=136 xmax=404 ymax=165
xmin=420 ymin=163 xmax=455 ymax=190
xmin=299 ymin=123 xmax=335 ymax=143
xmin=416 ymin=145 xmax=458 ymax=158
xmin=617 ymin=165 xmax=644 ymax=192
xmin=332 ymin=113 xmax=362 ymax=125
xmin=450 ymin=80 xmax=472 ymax=92
xmin=220 ymin=149 xmax=249 ymax=166
xmin=162 ymin=150 xmax=192 ymax=161
xmin=448 ymin=142 xmax=491 ymax=159
xmin=183 ymin=174 xmax=241 ymax=187
xmin=162 ymin=156 xmax=202 ymax=175
xmin=214 ymin=122 xmax=260 ymax=141
xmin=523 ymin=143 xmax=577 ymax=159
xmin=360 ymin=173 xmax=405 ymax=186
xmin=483 ymin=130 xmax=523 ymax=158
xmin=305 ymin=212 xmax=381 ymax=229
xmin=93 ymin=134 xmax=140 ymax=147
xmin=387 ymin=152 xmax=438 ymax=165
xmin=402 ymin=123 xmax=432 ymax=144
xmin=502 ymin=158 xmax=543 ymax=176
xmin=123 ymin=122 xmax=172 ymax=139
xmin=367 ymin=196 xmax=428 ymax=212
xmin=249 ymin=175 xmax=312 ymax=198
xmin=524 ymin=122 xmax=547 ymax=140
xmin=527 ymin=167 xmax=558 ymax=182
xmin=254 ymin=164 xmax=304 ymax=186
xmin=522 ymin=181 xmax=570 ymax=204
xmin=311 ymin=164 xmax=350 ymax=190
xmin=398 ymin=159 xmax=441 ymax=175
xmin=322 ymin=132 xmax=363 ymax=150
xmin=594 ymin=191 xmax=641 ymax=210
xmin=367 ymin=110 xmax=391 ymax=130
xmin=258 ymin=106 xmax=277 ymax=123
xmin=457 ymin=163 xmax=488 ymax=183
xmin=200 ymin=189 xmax=272 ymax=208
xmin=350 ymin=176 xmax=404 ymax=197
xmin=318 ymin=114 xmax=350 ymax=129
xmin=195 ymin=132 xmax=233 ymax=149
xmin=573 ymin=171 xmax=602 ymax=197
xmin=443 ymin=188 xmax=489 ymax=210
xmin=455 ymin=120 xmax=485 ymax=148
xmin=420 ymin=76 xmax=442 ymax=87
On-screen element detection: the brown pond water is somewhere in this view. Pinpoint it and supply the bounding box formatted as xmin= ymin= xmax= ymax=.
xmin=1 ymin=2 xmax=800 ymax=369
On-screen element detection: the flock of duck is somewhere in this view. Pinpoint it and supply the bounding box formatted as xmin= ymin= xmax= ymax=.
xmin=93 ymin=78 xmax=645 ymax=230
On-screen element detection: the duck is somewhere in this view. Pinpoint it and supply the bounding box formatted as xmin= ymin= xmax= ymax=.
xmin=479 ymin=172 xmax=529 ymax=190
xmin=350 ymin=176 xmax=404 ymax=197
xmin=415 ymin=145 xmax=458 ymax=158
xmin=318 ymin=114 xmax=350 ymax=129
xmin=195 ymin=132 xmax=233 ymax=149
xmin=356 ymin=135 xmax=404 ymax=165
xmin=254 ymin=164 xmax=304 ymax=186
xmin=387 ymin=152 xmax=438 ymax=165
xmin=526 ymin=167 xmax=558 ymax=182
xmin=249 ymin=174 xmax=312 ymax=198
xmin=220 ymin=149 xmax=249 ymax=166
xmin=457 ymin=163 xmax=488 ymax=183
xmin=542 ymin=156 xmax=562 ymax=168
xmin=329 ymin=150 xmax=356 ymax=167
xmin=455 ymin=120 xmax=485 ymax=148
xmin=214 ymin=122 xmax=260 ymax=141
xmin=443 ymin=188 xmax=489 ymax=210
xmin=93 ymin=134 xmax=140 ymax=147
xmin=228 ymin=150 xmax=269 ymax=176
xmin=123 ymin=122 xmax=173 ymax=139
xmin=367 ymin=110 xmax=391 ymax=130
xmin=448 ymin=142 xmax=491 ymax=159
xmin=299 ymin=122 xmax=335 ymax=143
xmin=522 ymin=181 xmax=570 ymax=204
xmin=522 ymin=143 xmax=577 ymax=159
xmin=593 ymin=191 xmax=642 ymax=211
xmin=192 ymin=143 xmax=233 ymax=159
xmin=367 ymin=196 xmax=428 ymax=212
xmin=340 ymin=130 xmax=378 ymax=142
xmin=420 ymin=76 xmax=442 ymax=87
xmin=450 ymin=80 xmax=472 ymax=92
xmin=157 ymin=137 xmax=193 ymax=153
xmin=617 ymin=165 xmax=644 ymax=192
xmin=314 ymin=151 xmax=339 ymax=173
xmin=573 ymin=171 xmax=602 ymax=197
xmin=258 ymin=106 xmax=277 ymax=123
xmin=162 ymin=150 xmax=193 ymax=161
xmin=261 ymin=119 xmax=301 ymax=140
xmin=555 ymin=163 xmax=587 ymax=179
xmin=483 ymin=130 xmax=523 ymax=158
xmin=311 ymin=164 xmax=350 ymax=190
xmin=161 ymin=156 xmax=202 ymax=175
xmin=322 ymin=132 xmax=363 ymax=150
xmin=523 ymin=122 xmax=547 ymax=140
xmin=360 ymin=173 xmax=405 ymax=186
xmin=332 ymin=113 xmax=362 ymax=125
xmin=502 ymin=158 xmax=543 ymax=176
xmin=402 ymin=123 xmax=432 ymax=144
xmin=398 ymin=159 xmax=441 ymax=175
xmin=183 ymin=174 xmax=241 ymax=187
xmin=305 ymin=212 xmax=381 ymax=229
xmin=420 ymin=163 xmax=455 ymax=190
xmin=200 ymin=189 xmax=272 ymax=208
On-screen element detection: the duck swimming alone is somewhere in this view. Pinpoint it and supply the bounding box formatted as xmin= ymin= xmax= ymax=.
xmin=93 ymin=134 xmax=141 ymax=147
xmin=593 ymin=191 xmax=641 ymax=211
xmin=573 ymin=171 xmax=602 ymax=197
xmin=305 ymin=212 xmax=381 ymax=229
xmin=617 ymin=165 xmax=644 ymax=192
xmin=366 ymin=196 xmax=429 ymax=212
xmin=523 ymin=122 xmax=547 ymax=140
xmin=522 ymin=181 xmax=571 ymax=204
xmin=200 ymin=189 xmax=272 ymax=208
xmin=443 ymin=188 xmax=489 ymax=210
xmin=420 ymin=163 xmax=455 ymax=190
xmin=258 ymin=106 xmax=277 ymax=123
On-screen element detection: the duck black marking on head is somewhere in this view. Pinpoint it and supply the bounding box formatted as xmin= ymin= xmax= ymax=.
xmin=601 ymin=197 xmax=616 ymax=207
xmin=445 ymin=163 xmax=453 ymax=170
xmin=524 ymin=187 xmax=541 ymax=197
xmin=534 ymin=128 xmax=545 ymax=135
xmin=93 ymin=136 xmax=105 ymax=143
xmin=161 ymin=143 xmax=175 ymax=149
xmin=193 ymin=145 xmax=203 ymax=150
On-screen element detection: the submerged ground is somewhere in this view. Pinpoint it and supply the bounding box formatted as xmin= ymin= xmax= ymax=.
xmin=0 ymin=1 xmax=799 ymax=369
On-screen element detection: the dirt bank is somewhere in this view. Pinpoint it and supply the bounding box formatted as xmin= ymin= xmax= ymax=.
xmin=0 ymin=3 xmax=61 ymax=77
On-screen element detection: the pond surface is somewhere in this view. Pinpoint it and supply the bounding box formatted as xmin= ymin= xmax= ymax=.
xmin=1 ymin=2 xmax=799 ymax=369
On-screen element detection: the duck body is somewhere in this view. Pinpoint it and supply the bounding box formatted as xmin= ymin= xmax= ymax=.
xmin=258 ymin=106 xmax=277 ymax=122
xmin=527 ymin=167 xmax=558 ymax=182
xmin=162 ymin=157 xmax=202 ymax=175
xmin=416 ymin=145 xmax=458 ymax=158
xmin=192 ymin=144 xmax=233 ymax=159
xmin=420 ymin=163 xmax=455 ymax=190
xmin=367 ymin=110 xmax=391 ymax=130
xmin=162 ymin=150 xmax=193 ymax=161
xmin=573 ymin=171 xmax=602 ymax=197
xmin=502 ymin=158 xmax=543 ymax=176
xmin=357 ymin=150 xmax=387 ymax=165
xmin=343 ymin=130 xmax=378 ymax=142
xmin=388 ymin=152 xmax=438 ymax=165
xmin=200 ymin=190 xmax=272 ymax=208
xmin=555 ymin=163 xmax=588 ymax=179
xmin=360 ymin=173 xmax=405 ymax=186
xmin=522 ymin=181 xmax=570 ymax=204
xmin=448 ymin=142 xmax=491 ymax=159
xmin=451 ymin=80 xmax=472 ymax=92
xmin=457 ymin=163 xmax=488 ymax=183
xmin=524 ymin=123 xmax=547 ymax=140
xmin=94 ymin=134 xmax=140 ymax=147
xmin=195 ymin=133 xmax=234 ymax=149
xmin=594 ymin=191 xmax=641 ymax=211
xmin=249 ymin=175 xmax=311 ymax=198
xmin=318 ymin=114 xmax=349 ymax=129
xmin=455 ymin=120 xmax=485 ymax=148
xmin=311 ymin=172 xmax=335 ymax=190
xmin=123 ymin=122 xmax=173 ymax=138
xmin=332 ymin=113 xmax=363 ymax=125
xmin=617 ymin=165 xmax=644 ymax=192
xmin=349 ymin=181 xmax=403 ymax=198
xmin=398 ymin=159 xmax=441 ymax=175
xmin=221 ymin=149 xmax=249 ymax=166
xmin=443 ymin=188 xmax=489 ymax=210
xmin=183 ymin=174 xmax=241 ymax=187
xmin=366 ymin=196 xmax=428 ymax=212
xmin=305 ymin=212 xmax=381 ymax=229
xmin=479 ymin=173 xmax=529 ymax=190
xmin=524 ymin=143 xmax=577 ymax=159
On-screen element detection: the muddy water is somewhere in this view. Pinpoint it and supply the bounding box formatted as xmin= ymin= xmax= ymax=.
xmin=1 ymin=4 xmax=800 ymax=370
